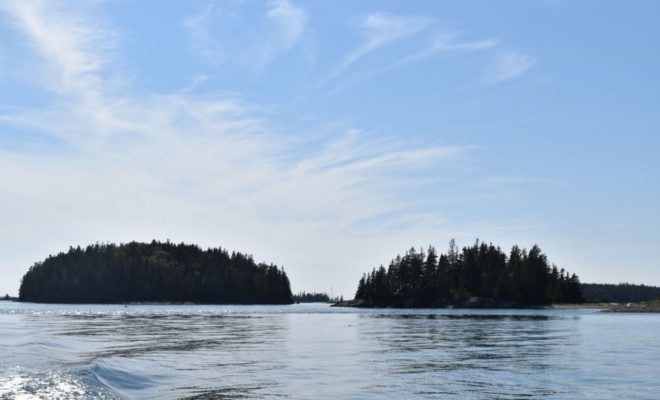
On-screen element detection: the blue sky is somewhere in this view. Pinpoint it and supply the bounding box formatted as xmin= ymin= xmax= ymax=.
xmin=0 ymin=0 xmax=658 ymax=297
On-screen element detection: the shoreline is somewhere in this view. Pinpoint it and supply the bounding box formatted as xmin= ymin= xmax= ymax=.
xmin=333 ymin=299 xmax=660 ymax=312
xmin=553 ymin=301 xmax=660 ymax=313
xmin=7 ymin=300 xmax=296 ymax=306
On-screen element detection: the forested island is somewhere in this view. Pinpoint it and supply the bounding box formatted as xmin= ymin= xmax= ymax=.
xmin=19 ymin=241 xmax=293 ymax=304
xmin=582 ymin=283 xmax=660 ymax=303
xmin=348 ymin=240 xmax=584 ymax=308
xmin=292 ymin=292 xmax=332 ymax=303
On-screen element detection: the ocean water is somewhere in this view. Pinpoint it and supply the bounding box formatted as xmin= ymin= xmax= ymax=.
xmin=1 ymin=302 xmax=659 ymax=399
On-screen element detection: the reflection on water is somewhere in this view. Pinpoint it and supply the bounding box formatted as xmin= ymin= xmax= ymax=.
xmin=1 ymin=303 xmax=660 ymax=399
xmin=355 ymin=312 xmax=577 ymax=398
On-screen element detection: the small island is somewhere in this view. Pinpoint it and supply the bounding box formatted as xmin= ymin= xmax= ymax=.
xmin=19 ymin=241 xmax=293 ymax=304
xmin=292 ymin=291 xmax=335 ymax=303
xmin=340 ymin=239 xmax=584 ymax=308
xmin=582 ymin=283 xmax=660 ymax=303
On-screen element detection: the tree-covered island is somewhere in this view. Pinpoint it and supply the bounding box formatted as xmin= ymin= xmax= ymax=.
xmin=581 ymin=283 xmax=660 ymax=303
xmin=292 ymin=291 xmax=332 ymax=303
xmin=19 ymin=241 xmax=293 ymax=304
xmin=348 ymin=240 xmax=584 ymax=308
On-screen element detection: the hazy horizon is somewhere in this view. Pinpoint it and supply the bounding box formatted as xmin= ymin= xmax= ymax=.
xmin=1 ymin=1 xmax=659 ymax=298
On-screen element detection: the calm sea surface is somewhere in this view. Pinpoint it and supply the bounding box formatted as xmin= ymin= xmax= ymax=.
xmin=1 ymin=302 xmax=659 ymax=399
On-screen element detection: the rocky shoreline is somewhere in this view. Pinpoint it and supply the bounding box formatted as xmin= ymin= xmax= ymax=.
xmin=333 ymin=298 xmax=660 ymax=312
xmin=601 ymin=301 xmax=660 ymax=313
xmin=551 ymin=301 xmax=660 ymax=312
xmin=332 ymin=296 xmax=523 ymax=309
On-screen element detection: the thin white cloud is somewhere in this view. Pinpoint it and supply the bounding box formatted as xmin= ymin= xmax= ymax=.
xmin=267 ymin=0 xmax=307 ymax=51
xmin=183 ymin=0 xmax=308 ymax=73
xmin=0 ymin=0 xmax=114 ymax=98
xmin=481 ymin=176 xmax=571 ymax=191
xmin=400 ymin=34 xmax=498 ymax=65
xmin=321 ymin=12 xmax=432 ymax=85
xmin=324 ymin=33 xmax=497 ymax=96
xmin=256 ymin=0 xmax=308 ymax=71
xmin=487 ymin=51 xmax=536 ymax=83
xmin=0 ymin=2 xmax=467 ymax=297
xmin=182 ymin=4 xmax=218 ymax=64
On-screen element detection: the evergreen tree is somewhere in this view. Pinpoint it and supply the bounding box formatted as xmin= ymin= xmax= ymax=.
xmin=581 ymin=283 xmax=660 ymax=303
xmin=354 ymin=239 xmax=584 ymax=307
xmin=19 ymin=241 xmax=293 ymax=304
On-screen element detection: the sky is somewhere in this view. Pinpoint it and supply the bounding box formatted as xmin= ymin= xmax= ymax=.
xmin=0 ymin=0 xmax=658 ymax=298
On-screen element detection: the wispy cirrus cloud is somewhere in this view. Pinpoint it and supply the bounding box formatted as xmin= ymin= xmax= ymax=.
xmin=267 ymin=0 xmax=307 ymax=51
xmin=486 ymin=51 xmax=536 ymax=83
xmin=320 ymin=12 xmax=432 ymax=86
xmin=318 ymin=11 xmax=531 ymax=94
xmin=184 ymin=0 xmax=308 ymax=73
xmin=323 ymin=32 xmax=498 ymax=96
xmin=0 ymin=0 xmax=115 ymax=97
xmin=400 ymin=33 xmax=498 ymax=65
xmin=182 ymin=4 xmax=218 ymax=64
xmin=0 ymin=1 xmax=468 ymax=296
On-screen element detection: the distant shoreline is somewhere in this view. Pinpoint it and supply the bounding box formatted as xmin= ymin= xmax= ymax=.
xmin=551 ymin=302 xmax=660 ymax=312
xmin=333 ymin=299 xmax=660 ymax=313
xmin=10 ymin=300 xmax=296 ymax=306
xmin=5 ymin=299 xmax=660 ymax=312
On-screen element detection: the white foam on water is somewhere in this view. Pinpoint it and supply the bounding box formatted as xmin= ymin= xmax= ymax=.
xmin=0 ymin=368 xmax=116 ymax=400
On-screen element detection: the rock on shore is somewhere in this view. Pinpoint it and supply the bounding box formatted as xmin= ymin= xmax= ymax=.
xmin=602 ymin=301 xmax=660 ymax=313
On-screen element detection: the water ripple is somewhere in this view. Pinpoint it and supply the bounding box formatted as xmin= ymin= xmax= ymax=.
xmin=1 ymin=302 xmax=660 ymax=399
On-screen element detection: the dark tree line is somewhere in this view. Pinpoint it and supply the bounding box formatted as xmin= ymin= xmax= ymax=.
xmin=582 ymin=283 xmax=660 ymax=303
xmin=292 ymin=292 xmax=331 ymax=303
xmin=291 ymin=291 xmax=343 ymax=303
xmin=354 ymin=239 xmax=584 ymax=307
xmin=19 ymin=241 xmax=293 ymax=304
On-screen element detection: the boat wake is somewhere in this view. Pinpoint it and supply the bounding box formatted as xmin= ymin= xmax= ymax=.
xmin=0 ymin=366 xmax=118 ymax=399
